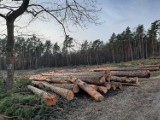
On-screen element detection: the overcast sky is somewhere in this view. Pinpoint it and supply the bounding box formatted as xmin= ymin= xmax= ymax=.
xmin=0 ymin=0 xmax=160 ymax=46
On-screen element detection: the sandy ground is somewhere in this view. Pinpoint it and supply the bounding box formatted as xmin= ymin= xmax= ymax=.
xmin=64 ymin=74 xmax=160 ymax=120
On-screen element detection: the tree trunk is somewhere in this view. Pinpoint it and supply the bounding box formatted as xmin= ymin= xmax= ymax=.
xmin=110 ymin=70 xmax=150 ymax=78
xmin=5 ymin=20 xmax=15 ymax=91
xmin=89 ymin=84 xmax=98 ymax=90
xmin=29 ymin=75 xmax=68 ymax=84
xmin=97 ymin=86 xmax=108 ymax=93
xmin=104 ymin=82 xmax=111 ymax=90
xmin=37 ymin=81 xmax=74 ymax=101
xmin=104 ymin=82 xmax=122 ymax=90
xmin=28 ymin=85 xmax=57 ymax=106
xmin=94 ymin=66 xmax=159 ymax=72
xmin=109 ymin=76 xmax=139 ymax=85
xmin=49 ymin=83 xmax=79 ymax=93
xmin=72 ymin=78 xmax=104 ymax=101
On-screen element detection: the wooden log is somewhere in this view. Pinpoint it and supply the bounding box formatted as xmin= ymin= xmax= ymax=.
xmin=72 ymin=78 xmax=104 ymax=101
xmin=109 ymin=76 xmax=139 ymax=84
xmin=94 ymin=67 xmax=159 ymax=72
xmin=50 ymin=83 xmax=80 ymax=93
xmin=90 ymin=85 xmax=107 ymax=93
xmin=57 ymin=71 xmax=105 ymax=76
xmin=68 ymin=76 xmax=106 ymax=85
xmin=113 ymin=82 xmax=123 ymax=89
xmin=27 ymin=85 xmax=57 ymax=106
xmin=110 ymin=70 xmax=150 ymax=78
xmin=118 ymin=82 xmax=140 ymax=86
xmin=81 ymin=76 xmax=106 ymax=84
xmin=29 ymin=75 xmax=47 ymax=81
xmin=149 ymin=56 xmax=160 ymax=59
xmin=41 ymin=72 xmax=55 ymax=76
xmin=139 ymin=65 xmax=160 ymax=68
xmin=30 ymin=75 xmax=68 ymax=84
xmin=48 ymin=77 xmax=69 ymax=84
xmin=104 ymin=82 xmax=112 ymax=90
xmin=97 ymin=86 xmax=108 ymax=93
xmin=104 ymin=82 xmax=122 ymax=90
xmin=31 ymin=71 xmax=107 ymax=85
xmin=38 ymin=82 xmax=74 ymax=101
xmin=89 ymin=84 xmax=98 ymax=90
xmin=138 ymin=67 xmax=159 ymax=71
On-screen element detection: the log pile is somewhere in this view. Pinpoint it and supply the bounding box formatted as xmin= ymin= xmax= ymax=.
xmin=28 ymin=64 xmax=159 ymax=105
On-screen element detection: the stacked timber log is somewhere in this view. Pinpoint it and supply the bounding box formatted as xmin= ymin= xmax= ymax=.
xmin=28 ymin=65 xmax=158 ymax=105
xmin=149 ymin=56 xmax=160 ymax=59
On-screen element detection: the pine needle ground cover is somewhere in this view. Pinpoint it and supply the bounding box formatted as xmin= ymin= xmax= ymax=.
xmin=0 ymin=76 xmax=78 ymax=120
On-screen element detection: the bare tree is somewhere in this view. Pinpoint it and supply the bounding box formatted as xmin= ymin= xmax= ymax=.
xmin=0 ymin=0 xmax=100 ymax=91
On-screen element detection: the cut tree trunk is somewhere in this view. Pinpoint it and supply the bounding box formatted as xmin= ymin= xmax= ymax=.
xmin=46 ymin=77 xmax=68 ymax=84
xmin=94 ymin=67 xmax=159 ymax=72
xmin=28 ymin=85 xmax=57 ymax=106
xmin=97 ymin=86 xmax=108 ymax=93
xmin=89 ymin=84 xmax=98 ymax=90
xmin=104 ymin=82 xmax=122 ymax=90
xmin=104 ymin=83 xmax=112 ymax=90
xmin=149 ymin=56 xmax=160 ymax=59
xmin=29 ymin=75 xmax=48 ymax=81
xmin=68 ymin=76 xmax=107 ymax=85
xmin=79 ymin=76 xmax=106 ymax=84
xmin=30 ymin=71 xmax=109 ymax=85
xmin=41 ymin=72 xmax=55 ymax=76
xmin=139 ymin=65 xmax=160 ymax=68
xmin=36 ymin=82 xmax=74 ymax=101
xmin=72 ymin=78 xmax=104 ymax=101
xmin=110 ymin=71 xmax=150 ymax=78
xmin=117 ymin=82 xmax=140 ymax=86
xmin=29 ymin=75 xmax=68 ymax=84
xmin=50 ymin=83 xmax=79 ymax=93
xmin=109 ymin=76 xmax=139 ymax=85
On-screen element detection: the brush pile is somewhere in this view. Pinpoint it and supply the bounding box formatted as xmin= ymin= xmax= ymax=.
xmin=28 ymin=65 xmax=160 ymax=105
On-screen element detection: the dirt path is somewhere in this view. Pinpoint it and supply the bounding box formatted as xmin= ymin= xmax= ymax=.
xmin=65 ymin=75 xmax=160 ymax=120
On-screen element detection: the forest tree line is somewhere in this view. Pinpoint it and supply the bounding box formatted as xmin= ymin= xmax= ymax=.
xmin=0 ymin=20 xmax=160 ymax=70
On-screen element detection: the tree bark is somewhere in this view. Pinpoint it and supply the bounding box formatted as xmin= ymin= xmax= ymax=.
xmin=109 ymin=76 xmax=139 ymax=85
xmin=36 ymin=81 xmax=74 ymax=101
xmin=4 ymin=0 xmax=30 ymax=91
xmin=5 ymin=20 xmax=15 ymax=91
xmin=29 ymin=75 xmax=68 ymax=84
xmin=94 ymin=67 xmax=159 ymax=72
xmin=104 ymin=82 xmax=122 ymax=90
xmin=28 ymin=85 xmax=57 ymax=106
xmin=103 ymin=82 xmax=112 ymax=90
xmin=110 ymin=71 xmax=150 ymax=78
xmin=89 ymin=84 xmax=98 ymax=90
xmin=97 ymin=86 xmax=108 ymax=93
xmin=49 ymin=83 xmax=79 ymax=93
xmin=72 ymin=78 xmax=104 ymax=101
